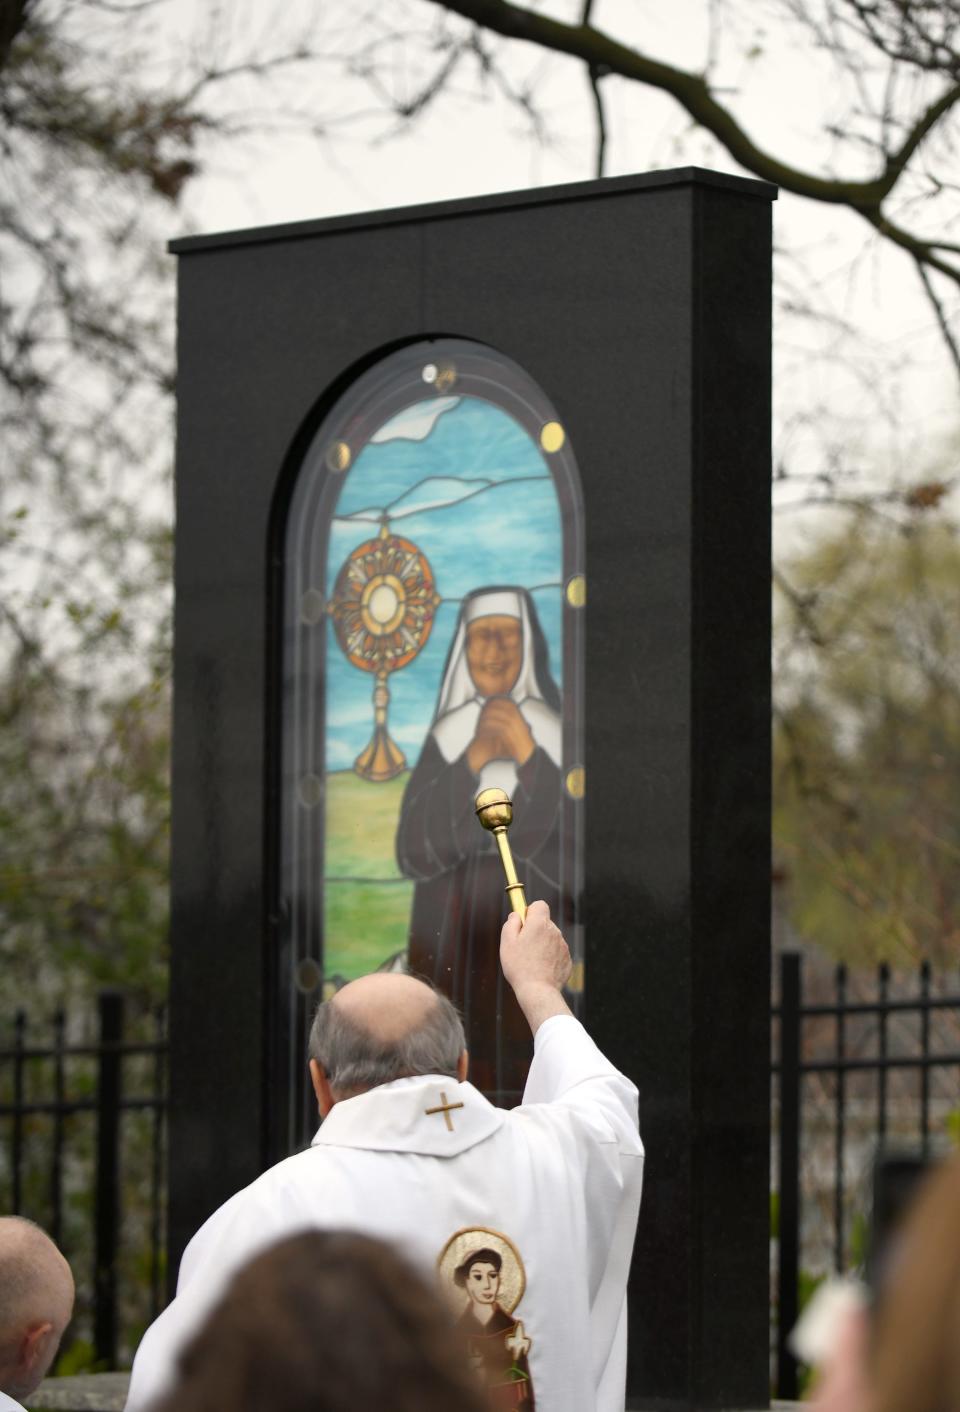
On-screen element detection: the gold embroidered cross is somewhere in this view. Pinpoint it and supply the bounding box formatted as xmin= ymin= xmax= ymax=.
xmin=424 ymin=1091 xmax=464 ymax=1132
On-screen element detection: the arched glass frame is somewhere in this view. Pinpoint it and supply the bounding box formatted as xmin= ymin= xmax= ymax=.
xmin=277 ymin=338 xmax=584 ymax=1145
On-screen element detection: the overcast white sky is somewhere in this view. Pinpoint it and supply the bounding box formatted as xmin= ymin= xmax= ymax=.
xmin=150 ymin=0 xmax=958 ymax=552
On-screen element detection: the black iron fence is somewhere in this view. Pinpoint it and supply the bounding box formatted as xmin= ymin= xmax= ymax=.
xmin=3 ymin=964 xmax=960 ymax=1386
xmin=772 ymin=951 xmax=960 ymax=1399
xmin=0 ymin=992 xmax=167 ymax=1369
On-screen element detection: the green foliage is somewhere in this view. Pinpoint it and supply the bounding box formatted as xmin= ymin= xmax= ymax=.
xmin=785 ymin=1269 xmax=827 ymax=1398
xmin=848 ymin=1209 xmax=870 ymax=1273
xmin=0 ymin=669 xmax=170 ymax=1009
xmin=797 ymin=1267 xmax=826 ymax=1313
xmin=774 ymin=513 xmax=960 ymax=967
xmin=946 ymin=1107 xmax=960 ymax=1147
xmin=1 ymin=3 xmax=179 ymax=1010
xmin=52 ymin=1338 xmax=104 ymax=1379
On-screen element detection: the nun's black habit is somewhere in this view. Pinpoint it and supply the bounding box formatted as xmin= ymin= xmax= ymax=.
xmin=396 ymin=587 xmax=567 ymax=1102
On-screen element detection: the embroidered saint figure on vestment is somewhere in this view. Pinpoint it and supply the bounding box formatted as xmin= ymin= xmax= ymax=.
xmin=438 ymin=1227 xmax=535 ymax=1408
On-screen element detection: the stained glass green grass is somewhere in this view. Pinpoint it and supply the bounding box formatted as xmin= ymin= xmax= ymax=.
xmin=323 ymin=769 xmax=413 ymax=981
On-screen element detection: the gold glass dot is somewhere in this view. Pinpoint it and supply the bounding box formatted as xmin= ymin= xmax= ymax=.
xmin=295 ymin=957 xmax=323 ymax=994
xmin=565 ymin=766 xmax=585 ymax=800
xmin=297 ymin=773 xmax=323 ymax=808
xmin=300 ymin=589 xmax=325 ymax=625
xmin=325 ymin=440 xmax=352 ymax=473
xmin=433 ymin=362 xmax=458 ymax=393
xmin=540 ymin=421 xmax=565 ymax=454
xmin=566 ymin=575 xmax=586 ymax=609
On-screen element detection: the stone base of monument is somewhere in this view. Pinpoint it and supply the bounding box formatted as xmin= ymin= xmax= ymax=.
xmin=27 ymin=1373 xmax=130 ymax=1411
xmin=27 ymin=1373 xmax=802 ymax=1412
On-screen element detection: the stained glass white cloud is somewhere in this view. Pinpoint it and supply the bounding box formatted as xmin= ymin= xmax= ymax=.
xmin=369 ymin=396 xmax=460 ymax=444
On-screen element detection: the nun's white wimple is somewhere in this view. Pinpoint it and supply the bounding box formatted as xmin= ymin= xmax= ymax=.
xmin=430 ymin=589 xmax=562 ymax=776
xmin=463 ymin=591 xmax=521 ymax=624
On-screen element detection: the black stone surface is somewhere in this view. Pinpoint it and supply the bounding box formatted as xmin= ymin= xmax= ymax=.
xmin=169 ymin=167 xmax=775 ymax=1409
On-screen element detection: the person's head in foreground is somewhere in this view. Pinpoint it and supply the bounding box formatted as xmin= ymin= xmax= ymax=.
xmin=810 ymin=1151 xmax=960 ymax=1412
xmin=0 ymin=1217 xmax=75 ymax=1404
xmin=146 ymin=1229 xmax=490 ymax=1412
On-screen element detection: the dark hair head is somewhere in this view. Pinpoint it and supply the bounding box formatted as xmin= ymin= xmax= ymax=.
xmin=150 ymin=1230 xmax=488 ymax=1412
xmin=453 ymin=1247 xmax=503 ymax=1288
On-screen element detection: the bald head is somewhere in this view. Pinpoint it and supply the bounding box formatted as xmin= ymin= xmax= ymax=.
xmin=0 ymin=1218 xmax=74 ymax=1399
xmin=308 ymin=973 xmax=466 ymax=1103
xmin=331 ymin=973 xmax=442 ymax=1044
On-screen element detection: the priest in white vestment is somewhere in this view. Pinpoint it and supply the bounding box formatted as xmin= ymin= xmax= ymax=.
xmin=125 ymin=902 xmax=644 ymax=1412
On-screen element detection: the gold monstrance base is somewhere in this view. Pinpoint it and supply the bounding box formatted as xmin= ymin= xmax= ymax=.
xmin=354 ymin=670 xmax=406 ymax=782
xmin=354 ymin=724 xmax=405 ymax=782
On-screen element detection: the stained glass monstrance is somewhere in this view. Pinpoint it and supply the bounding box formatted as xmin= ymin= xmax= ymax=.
xmin=327 ymin=521 xmax=440 ymax=781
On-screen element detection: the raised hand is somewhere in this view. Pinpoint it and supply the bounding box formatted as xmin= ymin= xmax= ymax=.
xmin=500 ymin=900 xmax=573 ymax=1033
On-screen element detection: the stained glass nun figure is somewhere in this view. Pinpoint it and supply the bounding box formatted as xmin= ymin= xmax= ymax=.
xmin=395 ymin=585 xmax=567 ymax=1100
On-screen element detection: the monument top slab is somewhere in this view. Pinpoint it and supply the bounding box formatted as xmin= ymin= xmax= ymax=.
xmin=168 ymin=164 xmax=776 ymax=255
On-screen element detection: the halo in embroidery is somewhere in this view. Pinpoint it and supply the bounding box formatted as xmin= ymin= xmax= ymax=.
xmin=437 ymin=1226 xmax=526 ymax=1316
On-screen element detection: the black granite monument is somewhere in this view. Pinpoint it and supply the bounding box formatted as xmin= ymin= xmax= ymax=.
xmin=168 ymin=168 xmax=775 ymax=1410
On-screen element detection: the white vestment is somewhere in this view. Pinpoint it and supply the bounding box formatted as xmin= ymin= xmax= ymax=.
xmin=0 ymin=1392 xmax=26 ymax=1411
xmin=125 ymin=1016 xmax=643 ymax=1412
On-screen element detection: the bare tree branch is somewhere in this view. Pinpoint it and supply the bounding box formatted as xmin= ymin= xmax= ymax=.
xmin=581 ymin=0 xmax=606 ymax=178
xmin=421 ymin=0 xmax=960 ymax=294
xmin=914 ymin=255 xmax=960 ymax=378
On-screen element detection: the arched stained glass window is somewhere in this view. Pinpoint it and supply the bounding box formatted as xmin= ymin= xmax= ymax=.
xmin=276 ymin=339 xmax=584 ymax=1145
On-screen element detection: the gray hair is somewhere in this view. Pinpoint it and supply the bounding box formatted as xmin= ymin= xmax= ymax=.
xmin=308 ymin=984 xmax=466 ymax=1098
